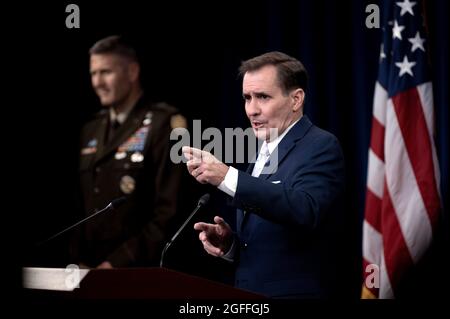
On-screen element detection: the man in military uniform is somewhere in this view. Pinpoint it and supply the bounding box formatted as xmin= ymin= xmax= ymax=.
xmin=74 ymin=35 xmax=186 ymax=268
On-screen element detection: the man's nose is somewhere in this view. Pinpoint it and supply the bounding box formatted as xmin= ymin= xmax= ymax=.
xmin=92 ymin=74 xmax=103 ymax=88
xmin=246 ymin=99 xmax=260 ymax=116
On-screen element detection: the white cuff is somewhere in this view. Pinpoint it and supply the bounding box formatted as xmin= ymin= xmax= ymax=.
xmin=217 ymin=166 xmax=238 ymax=197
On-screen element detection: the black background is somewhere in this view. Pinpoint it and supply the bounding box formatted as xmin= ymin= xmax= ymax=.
xmin=6 ymin=0 xmax=449 ymax=307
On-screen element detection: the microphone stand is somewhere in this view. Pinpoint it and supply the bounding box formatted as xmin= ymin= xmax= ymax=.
xmin=35 ymin=197 xmax=126 ymax=247
xmin=160 ymin=194 xmax=209 ymax=267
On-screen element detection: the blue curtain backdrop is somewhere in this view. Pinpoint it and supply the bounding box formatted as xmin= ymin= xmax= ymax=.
xmin=17 ymin=0 xmax=448 ymax=298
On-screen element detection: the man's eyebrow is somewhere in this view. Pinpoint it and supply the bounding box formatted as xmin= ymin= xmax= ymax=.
xmin=243 ymin=90 xmax=268 ymax=96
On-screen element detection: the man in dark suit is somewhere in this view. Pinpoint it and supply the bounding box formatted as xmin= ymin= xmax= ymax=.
xmin=74 ymin=35 xmax=186 ymax=268
xmin=183 ymin=52 xmax=345 ymax=298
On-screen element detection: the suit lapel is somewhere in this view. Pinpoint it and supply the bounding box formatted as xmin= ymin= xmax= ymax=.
xmin=239 ymin=116 xmax=313 ymax=230
xmin=237 ymin=152 xmax=257 ymax=231
xmin=236 ymin=208 xmax=244 ymax=232
xmin=258 ymin=116 xmax=313 ymax=180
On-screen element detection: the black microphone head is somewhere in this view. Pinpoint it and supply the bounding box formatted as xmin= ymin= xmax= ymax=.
xmin=197 ymin=193 xmax=210 ymax=206
xmin=110 ymin=196 xmax=127 ymax=209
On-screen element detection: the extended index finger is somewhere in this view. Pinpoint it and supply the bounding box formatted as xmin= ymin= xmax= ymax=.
xmin=194 ymin=222 xmax=214 ymax=232
xmin=182 ymin=146 xmax=202 ymax=156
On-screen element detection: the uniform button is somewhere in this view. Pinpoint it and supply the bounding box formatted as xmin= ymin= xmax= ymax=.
xmin=95 ymin=167 xmax=101 ymax=173
xmin=242 ymin=242 xmax=248 ymax=249
xmin=124 ymin=163 xmax=130 ymax=169
xmin=94 ymin=187 xmax=100 ymax=193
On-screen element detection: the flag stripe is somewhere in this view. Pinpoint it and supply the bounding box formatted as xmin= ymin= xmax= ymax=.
xmin=364 ymin=189 xmax=382 ymax=232
xmin=372 ymin=82 xmax=387 ymax=126
xmin=362 ymin=219 xmax=382 ymax=263
xmin=382 ymin=180 xmax=414 ymax=295
xmin=370 ymin=117 xmax=385 ymax=161
xmin=367 ymin=149 xmax=385 ymax=199
xmin=379 ymin=248 xmax=393 ymax=298
xmin=385 ymin=98 xmax=433 ymax=262
xmin=417 ymin=83 xmax=442 ymax=204
xmin=392 ymin=88 xmax=440 ymax=226
xmin=417 ymin=83 xmax=435 ymax=143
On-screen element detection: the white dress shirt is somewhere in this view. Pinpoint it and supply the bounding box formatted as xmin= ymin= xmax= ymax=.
xmin=218 ymin=118 xmax=300 ymax=261
xmin=218 ymin=118 xmax=300 ymax=197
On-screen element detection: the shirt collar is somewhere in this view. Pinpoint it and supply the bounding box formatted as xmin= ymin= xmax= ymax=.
xmin=263 ymin=117 xmax=301 ymax=155
xmin=109 ymin=104 xmax=134 ymax=125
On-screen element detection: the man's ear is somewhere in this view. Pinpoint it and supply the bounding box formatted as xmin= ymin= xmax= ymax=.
xmin=128 ymin=62 xmax=140 ymax=83
xmin=291 ymin=88 xmax=305 ymax=112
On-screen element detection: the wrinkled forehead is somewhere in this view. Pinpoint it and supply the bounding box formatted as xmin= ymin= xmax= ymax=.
xmin=90 ymin=53 xmax=128 ymax=70
xmin=242 ymin=65 xmax=280 ymax=92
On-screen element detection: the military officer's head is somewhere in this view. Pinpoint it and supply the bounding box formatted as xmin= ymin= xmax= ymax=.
xmin=89 ymin=35 xmax=141 ymax=111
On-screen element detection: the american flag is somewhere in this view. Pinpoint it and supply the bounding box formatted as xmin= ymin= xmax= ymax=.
xmin=361 ymin=0 xmax=441 ymax=299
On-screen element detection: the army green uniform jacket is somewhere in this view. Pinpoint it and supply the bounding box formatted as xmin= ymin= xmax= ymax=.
xmin=76 ymin=97 xmax=184 ymax=267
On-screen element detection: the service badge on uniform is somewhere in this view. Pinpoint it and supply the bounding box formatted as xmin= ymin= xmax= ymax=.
xmin=143 ymin=112 xmax=153 ymax=126
xmin=81 ymin=138 xmax=98 ymax=155
xmin=118 ymin=126 xmax=149 ymax=153
xmin=131 ymin=152 xmax=144 ymax=163
xmin=115 ymin=151 xmax=127 ymax=160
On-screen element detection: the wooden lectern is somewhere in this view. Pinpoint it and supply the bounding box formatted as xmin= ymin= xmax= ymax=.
xmin=22 ymin=267 xmax=264 ymax=299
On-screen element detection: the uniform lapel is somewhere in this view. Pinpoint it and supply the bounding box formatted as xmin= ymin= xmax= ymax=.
xmin=95 ymin=101 xmax=149 ymax=164
xmin=87 ymin=115 xmax=108 ymax=166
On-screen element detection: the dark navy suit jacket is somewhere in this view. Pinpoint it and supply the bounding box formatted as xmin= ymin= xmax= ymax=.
xmin=231 ymin=115 xmax=345 ymax=298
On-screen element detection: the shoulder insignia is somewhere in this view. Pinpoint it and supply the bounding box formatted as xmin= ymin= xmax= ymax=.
xmin=170 ymin=114 xmax=187 ymax=129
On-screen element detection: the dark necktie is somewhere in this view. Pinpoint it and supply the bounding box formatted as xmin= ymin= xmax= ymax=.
xmin=107 ymin=119 xmax=120 ymax=143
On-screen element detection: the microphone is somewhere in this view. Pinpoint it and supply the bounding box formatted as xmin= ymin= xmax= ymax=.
xmin=35 ymin=196 xmax=127 ymax=247
xmin=160 ymin=193 xmax=210 ymax=267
